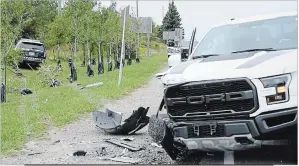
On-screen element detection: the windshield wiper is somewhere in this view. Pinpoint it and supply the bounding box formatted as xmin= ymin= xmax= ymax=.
xmin=192 ymin=54 xmax=220 ymax=59
xmin=231 ymin=48 xmax=277 ymax=54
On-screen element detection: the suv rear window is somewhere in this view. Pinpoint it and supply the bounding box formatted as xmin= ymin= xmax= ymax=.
xmin=20 ymin=42 xmax=45 ymax=52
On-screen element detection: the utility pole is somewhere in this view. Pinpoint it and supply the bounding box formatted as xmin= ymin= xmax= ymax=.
xmin=57 ymin=0 xmax=62 ymax=61
xmin=1 ymin=7 xmax=8 ymax=103
xmin=135 ymin=0 xmax=140 ymax=61
xmin=74 ymin=12 xmax=78 ymax=63
xmin=136 ymin=0 xmax=139 ymax=17
xmin=58 ymin=0 xmax=62 ymax=16
xmin=118 ymin=6 xmax=128 ymax=86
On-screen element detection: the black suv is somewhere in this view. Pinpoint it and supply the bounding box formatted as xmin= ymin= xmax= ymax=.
xmin=15 ymin=39 xmax=47 ymax=66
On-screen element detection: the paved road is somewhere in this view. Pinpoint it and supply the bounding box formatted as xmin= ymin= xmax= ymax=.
xmin=0 ymin=68 xmax=296 ymax=164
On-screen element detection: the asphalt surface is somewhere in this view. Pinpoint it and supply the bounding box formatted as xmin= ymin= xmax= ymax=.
xmin=0 ymin=68 xmax=297 ymax=165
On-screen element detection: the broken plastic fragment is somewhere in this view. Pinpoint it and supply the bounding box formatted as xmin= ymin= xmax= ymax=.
xmin=96 ymin=147 xmax=108 ymax=156
xmin=109 ymin=156 xmax=141 ymax=164
xmin=151 ymin=143 xmax=162 ymax=148
xmin=120 ymin=137 xmax=134 ymax=141
xmin=92 ymin=107 xmax=150 ymax=135
xmin=105 ymin=139 xmax=143 ymax=152
xmin=80 ymin=82 xmax=103 ymax=90
xmin=73 ymin=150 xmax=87 ymax=156
xmin=20 ymin=88 xmax=33 ymax=95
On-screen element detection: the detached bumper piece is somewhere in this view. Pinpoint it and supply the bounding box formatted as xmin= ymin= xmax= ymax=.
xmin=92 ymin=107 xmax=150 ymax=135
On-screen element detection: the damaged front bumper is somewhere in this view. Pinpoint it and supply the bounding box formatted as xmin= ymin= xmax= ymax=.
xmin=149 ymin=108 xmax=297 ymax=160
xmin=92 ymin=107 xmax=150 ymax=135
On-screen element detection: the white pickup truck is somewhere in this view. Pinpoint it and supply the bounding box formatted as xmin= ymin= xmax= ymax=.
xmin=150 ymin=11 xmax=298 ymax=161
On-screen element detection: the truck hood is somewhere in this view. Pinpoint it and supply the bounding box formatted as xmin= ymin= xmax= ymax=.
xmin=165 ymin=49 xmax=297 ymax=83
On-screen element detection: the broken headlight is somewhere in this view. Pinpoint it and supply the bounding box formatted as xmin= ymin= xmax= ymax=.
xmin=260 ymin=74 xmax=291 ymax=105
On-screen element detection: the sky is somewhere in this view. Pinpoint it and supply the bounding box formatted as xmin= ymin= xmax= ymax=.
xmin=99 ymin=0 xmax=297 ymax=41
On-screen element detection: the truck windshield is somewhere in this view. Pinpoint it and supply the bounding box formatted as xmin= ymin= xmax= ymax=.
xmin=20 ymin=42 xmax=45 ymax=52
xmin=192 ymin=15 xmax=298 ymax=57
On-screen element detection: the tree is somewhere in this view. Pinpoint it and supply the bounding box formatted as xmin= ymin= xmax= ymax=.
xmin=1 ymin=0 xmax=159 ymax=62
xmin=108 ymin=1 xmax=117 ymax=12
xmin=21 ymin=0 xmax=57 ymax=39
xmin=1 ymin=0 xmax=29 ymax=66
xmin=159 ymin=1 xmax=183 ymax=40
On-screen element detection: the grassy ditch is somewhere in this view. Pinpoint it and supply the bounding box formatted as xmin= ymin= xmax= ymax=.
xmin=1 ymin=51 xmax=167 ymax=154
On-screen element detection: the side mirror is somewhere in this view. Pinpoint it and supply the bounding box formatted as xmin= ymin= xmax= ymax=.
xmin=155 ymin=72 xmax=165 ymax=79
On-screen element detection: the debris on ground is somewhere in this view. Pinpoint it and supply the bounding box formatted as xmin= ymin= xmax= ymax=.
xmin=121 ymin=148 xmax=129 ymax=157
xmin=80 ymin=82 xmax=103 ymax=90
xmin=105 ymin=139 xmax=144 ymax=152
xmin=49 ymin=79 xmax=60 ymax=87
xmin=96 ymin=147 xmax=108 ymax=156
xmin=52 ymin=140 xmax=60 ymax=144
xmin=127 ymin=58 xmax=132 ymax=66
xmin=1 ymin=83 xmax=5 ymax=102
xmin=157 ymin=150 xmax=164 ymax=153
xmin=20 ymin=88 xmax=33 ymax=95
xmin=68 ymin=59 xmax=77 ymax=83
xmin=28 ymin=152 xmax=43 ymax=156
xmin=6 ymin=67 xmax=25 ymax=77
xmin=92 ymin=107 xmax=150 ymax=135
xmin=136 ymin=58 xmax=140 ymax=63
xmin=87 ymin=64 xmax=94 ymax=77
xmin=151 ymin=143 xmax=162 ymax=148
xmin=73 ymin=150 xmax=87 ymax=156
xmin=57 ymin=60 xmax=62 ymax=71
xmin=120 ymin=137 xmax=134 ymax=141
xmin=110 ymin=156 xmax=141 ymax=164
xmin=100 ymin=156 xmax=141 ymax=164
xmin=98 ymin=55 xmax=104 ymax=75
xmin=108 ymin=62 xmax=113 ymax=72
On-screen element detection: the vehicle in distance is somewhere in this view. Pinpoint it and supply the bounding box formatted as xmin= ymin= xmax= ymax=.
xmin=149 ymin=11 xmax=298 ymax=162
xmin=15 ymin=38 xmax=47 ymax=66
xmin=168 ymin=39 xmax=199 ymax=68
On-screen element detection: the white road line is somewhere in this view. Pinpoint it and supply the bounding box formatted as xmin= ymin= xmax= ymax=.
xmin=224 ymin=151 xmax=234 ymax=165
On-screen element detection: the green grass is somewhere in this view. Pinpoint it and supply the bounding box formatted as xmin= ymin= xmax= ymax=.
xmin=1 ymin=51 xmax=167 ymax=154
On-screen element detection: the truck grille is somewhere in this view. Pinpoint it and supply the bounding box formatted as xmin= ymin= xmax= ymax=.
xmin=165 ymin=78 xmax=258 ymax=117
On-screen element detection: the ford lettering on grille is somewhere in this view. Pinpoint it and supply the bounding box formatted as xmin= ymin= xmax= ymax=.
xmin=165 ymin=79 xmax=258 ymax=117
xmin=166 ymin=90 xmax=253 ymax=106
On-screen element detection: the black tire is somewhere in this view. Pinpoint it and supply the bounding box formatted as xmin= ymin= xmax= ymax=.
xmin=148 ymin=114 xmax=169 ymax=143
xmin=286 ymin=134 xmax=297 ymax=163
xmin=174 ymin=151 xmax=205 ymax=164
